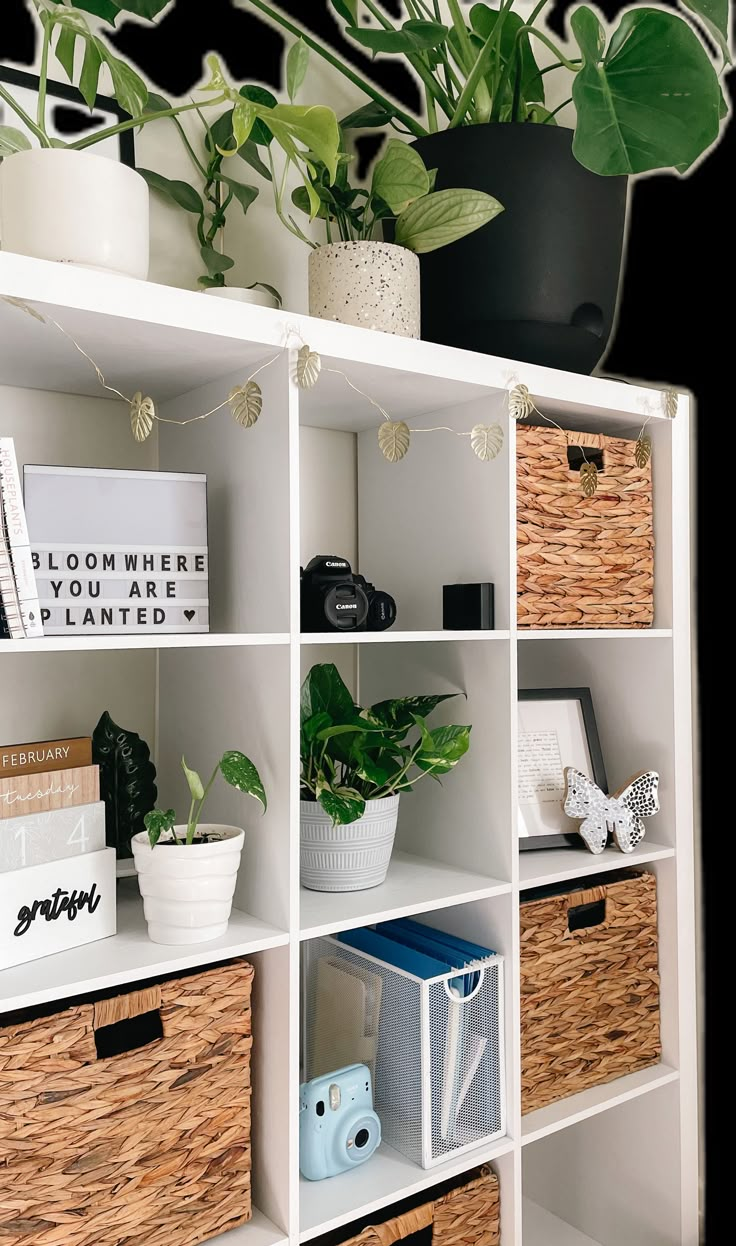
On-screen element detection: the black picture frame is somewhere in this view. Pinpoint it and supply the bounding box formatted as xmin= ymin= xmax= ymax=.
xmin=518 ymin=687 xmax=608 ymax=851
xmin=0 ymin=66 xmax=134 ymax=167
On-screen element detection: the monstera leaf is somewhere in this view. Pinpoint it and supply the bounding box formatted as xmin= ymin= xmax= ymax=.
xmin=92 ymin=710 xmax=157 ymax=859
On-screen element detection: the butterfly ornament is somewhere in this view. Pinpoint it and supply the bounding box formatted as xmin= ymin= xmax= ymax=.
xmin=563 ymin=767 xmax=660 ymax=854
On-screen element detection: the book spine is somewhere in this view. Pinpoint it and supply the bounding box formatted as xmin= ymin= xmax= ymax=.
xmin=0 ymin=438 xmax=43 ymax=639
xmin=0 ymin=737 xmax=93 ymax=779
xmin=0 ymin=765 xmax=100 ymax=821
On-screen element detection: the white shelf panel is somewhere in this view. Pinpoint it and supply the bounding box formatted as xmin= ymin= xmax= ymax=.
xmin=0 ymin=880 xmax=288 ymax=1014
xmin=521 ymin=1063 xmax=679 ymax=1145
xmin=300 ymin=631 xmax=510 ymax=644
xmin=518 ymin=842 xmax=674 ymax=890
xmin=517 ymin=629 xmax=672 ymax=641
xmin=299 ymin=1136 xmax=514 ymax=1240
xmin=0 ymin=633 xmax=290 ymax=654
xmin=207 ymin=1208 xmax=288 ymax=1246
xmin=523 ymin=1200 xmax=602 ymax=1246
xmin=0 ymin=253 xmax=680 ymax=423
xmin=299 ymin=851 xmax=510 ymax=940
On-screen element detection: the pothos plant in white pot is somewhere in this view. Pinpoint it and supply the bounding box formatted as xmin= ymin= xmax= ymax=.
xmin=134 ymin=750 xmax=266 ymax=945
xmin=300 ymin=663 xmax=471 ymax=892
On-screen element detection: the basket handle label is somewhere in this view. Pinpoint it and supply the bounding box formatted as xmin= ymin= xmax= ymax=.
xmin=93 ymin=985 xmax=163 ymax=1060
xmin=371 ymin=1203 xmax=434 ymax=1246
xmin=567 ymin=898 xmax=607 ymax=933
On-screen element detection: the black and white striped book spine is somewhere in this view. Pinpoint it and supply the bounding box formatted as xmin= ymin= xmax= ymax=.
xmin=0 ymin=438 xmax=43 ymax=639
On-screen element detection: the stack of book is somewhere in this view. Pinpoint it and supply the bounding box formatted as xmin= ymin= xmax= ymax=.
xmin=0 ymin=735 xmax=116 ymax=970
xmin=0 ymin=436 xmax=43 ymax=639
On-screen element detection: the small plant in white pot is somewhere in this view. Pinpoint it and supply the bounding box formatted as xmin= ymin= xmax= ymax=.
xmin=134 ymin=750 xmax=266 ymax=945
xmin=301 ymin=663 xmax=471 ymax=892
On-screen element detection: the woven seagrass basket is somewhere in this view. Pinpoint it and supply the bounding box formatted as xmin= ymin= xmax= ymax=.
xmin=0 ymin=958 xmax=253 ymax=1246
xmin=517 ymin=425 xmax=654 ymax=628
xmin=337 ymin=1166 xmax=500 ymax=1246
xmin=520 ymin=872 xmax=660 ymax=1115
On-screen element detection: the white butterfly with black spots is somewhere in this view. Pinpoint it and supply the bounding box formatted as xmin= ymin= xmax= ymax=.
xmin=563 ymin=767 xmax=660 ymax=855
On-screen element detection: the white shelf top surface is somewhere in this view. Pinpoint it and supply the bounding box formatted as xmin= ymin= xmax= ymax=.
xmin=0 ymin=878 xmax=288 ymax=1014
xmin=299 ymin=1135 xmax=514 ymax=1240
xmin=300 ymin=630 xmax=510 ymax=644
xmin=518 ymin=841 xmax=675 ymax=890
xmin=0 ymin=253 xmax=683 ymax=426
xmin=517 ymin=629 xmax=673 ymax=642
xmin=523 ymin=1200 xmax=603 ymax=1246
xmin=521 ymin=1063 xmax=679 ymax=1145
xmin=0 ymin=632 xmax=290 ymax=654
xmin=299 ymin=850 xmax=510 ymax=940
xmin=207 ymin=1208 xmax=288 ymax=1246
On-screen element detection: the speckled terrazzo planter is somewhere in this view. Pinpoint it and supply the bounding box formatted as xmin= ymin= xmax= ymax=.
xmin=308 ymin=242 xmax=420 ymax=338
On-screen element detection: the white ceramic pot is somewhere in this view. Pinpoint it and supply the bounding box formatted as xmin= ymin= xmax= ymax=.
xmin=204 ymin=286 xmax=279 ymax=308
xmin=131 ymin=824 xmax=244 ymax=944
xmin=308 ymin=242 xmax=420 ymax=338
xmin=300 ymin=795 xmax=400 ymax=892
xmin=0 ymin=148 xmax=149 ymax=279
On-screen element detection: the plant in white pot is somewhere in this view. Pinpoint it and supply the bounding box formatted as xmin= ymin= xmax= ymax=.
xmin=134 ymin=750 xmax=266 ymax=945
xmin=300 ymin=663 xmax=471 ymax=892
xmin=266 ymin=49 xmax=503 ymax=338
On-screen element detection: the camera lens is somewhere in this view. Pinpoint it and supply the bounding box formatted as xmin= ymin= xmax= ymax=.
xmin=324 ymin=582 xmax=369 ymax=630
xmin=354 ymin=1128 xmax=370 ymax=1149
xmin=367 ymin=590 xmax=396 ymax=631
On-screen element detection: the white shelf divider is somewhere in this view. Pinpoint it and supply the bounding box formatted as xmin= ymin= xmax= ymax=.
xmin=0 ymin=881 xmax=288 ymax=1014
xmin=299 ymin=851 xmax=510 ymax=940
xmin=521 ymin=1063 xmax=679 ymax=1146
xmin=518 ymin=842 xmax=675 ymax=890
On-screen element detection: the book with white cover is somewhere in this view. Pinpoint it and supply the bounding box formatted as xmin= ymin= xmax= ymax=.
xmin=0 ymin=437 xmax=43 ymax=638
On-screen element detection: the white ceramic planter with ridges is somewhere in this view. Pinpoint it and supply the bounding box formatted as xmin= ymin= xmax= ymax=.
xmin=131 ymin=824 xmax=244 ymax=944
xmin=0 ymin=148 xmax=149 ymax=279
xmin=308 ymin=242 xmax=420 ymax=338
xmin=300 ymin=795 xmax=400 ymax=892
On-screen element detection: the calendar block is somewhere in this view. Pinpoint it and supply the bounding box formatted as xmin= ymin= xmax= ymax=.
xmin=0 ymin=801 xmax=106 ymax=873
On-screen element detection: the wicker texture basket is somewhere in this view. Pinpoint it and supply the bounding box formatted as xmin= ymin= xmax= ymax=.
xmin=341 ymin=1167 xmax=500 ymax=1246
xmin=517 ymin=425 xmax=654 ymax=628
xmin=520 ymin=873 xmax=660 ymax=1114
xmin=0 ymin=958 xmax=253 ymax=1245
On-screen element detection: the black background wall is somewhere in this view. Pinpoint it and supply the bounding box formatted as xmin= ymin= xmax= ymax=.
xmin=1 ymin=1 xmax=727 ymax=1235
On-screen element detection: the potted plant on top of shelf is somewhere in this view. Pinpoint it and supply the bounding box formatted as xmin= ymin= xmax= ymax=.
xmin=300 ymin=663 xmax=471 ymax=892
xmin=240 ymin=0 xmax=731 ymax=372
xmin=135 ymin=748 xmax=267 ymax=945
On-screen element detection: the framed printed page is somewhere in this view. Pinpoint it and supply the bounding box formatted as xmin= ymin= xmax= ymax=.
xmin=518 ymin=688 xmax=607 ymax=850
xmin=23 ymin=466 xmax=209 ymax=635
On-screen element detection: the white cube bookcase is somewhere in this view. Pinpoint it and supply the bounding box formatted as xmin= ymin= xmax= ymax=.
xmin=0 ymin=253 xmax=697 ymax=1245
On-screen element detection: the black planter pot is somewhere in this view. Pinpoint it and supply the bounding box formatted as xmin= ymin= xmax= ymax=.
xmin=410 ymin=125 xmax=628 ymax=374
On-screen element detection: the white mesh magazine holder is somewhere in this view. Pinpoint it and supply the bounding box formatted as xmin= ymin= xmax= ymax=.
xmin=302 ymin=918 xmax=505 ymax=1168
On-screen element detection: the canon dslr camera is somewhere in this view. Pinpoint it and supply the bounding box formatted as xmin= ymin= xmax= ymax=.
xmin=301 ymin=555 xmax=396 ymax=632
xmin=299 ymin=1063 xmax=381 ymax=1181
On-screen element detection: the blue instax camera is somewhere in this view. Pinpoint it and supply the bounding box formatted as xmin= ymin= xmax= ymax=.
xmin=299 ymin=1063 xmax=381 ymax=1181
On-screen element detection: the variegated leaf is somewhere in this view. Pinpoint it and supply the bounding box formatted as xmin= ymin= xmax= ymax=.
xmin=635 ymin=435 xmax=652 ymax=468
xmin=663 ymin=390 xmax=678 ymax=419
xmin=229 ymin=380 xmax=262 ymax=427
xmin=508 ymin=383 xmax=533 ymax=421
xmin=470 ymin=422 xmax=504 ymax=461
xmin=2 ymin=295 xmax=46 ymax=323
xmin=378 ymin=420 xmax=410 ymax=463
xmin=579 ymin=460 xmax=599 ymax=497
xmin=295 ymin=345 xmax=321 ymax=389
xmin=130 ymin=392 xmax=155 ymax=443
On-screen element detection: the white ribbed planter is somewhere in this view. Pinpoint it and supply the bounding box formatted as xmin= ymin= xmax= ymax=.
xmin=131 ymin=824 xmax=244 ymax=945
xmin=308 ymin=242 xmax=420 ymax=338
xmin=300 ymin=795 xmax=400 ymax=892
xmin=0 ymin=148 xmax=149 ymax=279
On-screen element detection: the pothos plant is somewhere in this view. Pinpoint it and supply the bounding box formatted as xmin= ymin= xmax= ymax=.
xmin=144 ymin=750 xmax=267 ymax=847
xmin=301 ymin=663 xmax=471 ymax=825
xmin=243 ymin=0 xmax=731 ymax=178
